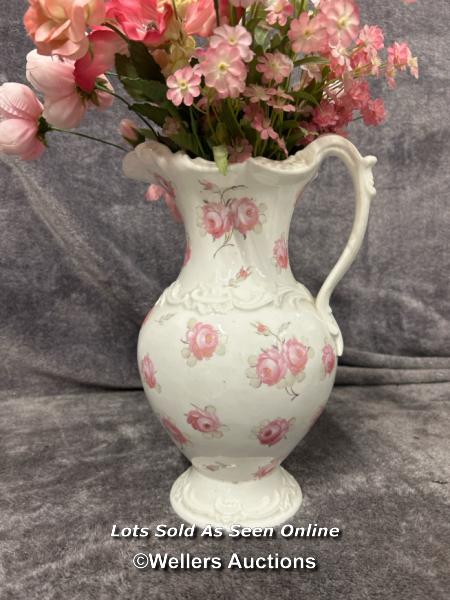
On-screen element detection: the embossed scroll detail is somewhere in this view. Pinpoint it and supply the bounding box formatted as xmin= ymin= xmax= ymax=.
xmin=156 ymin=280 xmax=314 ymax=315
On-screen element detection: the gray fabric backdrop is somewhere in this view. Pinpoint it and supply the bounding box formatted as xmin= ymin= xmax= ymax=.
xmin=1 ymin=1 xmax=449 ymax=394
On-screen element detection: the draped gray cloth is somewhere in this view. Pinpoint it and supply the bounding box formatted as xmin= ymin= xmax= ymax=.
xmin=0 ymin=1 xmax=448 ymax=598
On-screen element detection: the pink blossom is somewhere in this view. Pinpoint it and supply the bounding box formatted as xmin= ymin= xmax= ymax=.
xmin=256 ymin=52 xmax=293 ymax=85
xmin=257 ymin=418 xmax=292 ymax=446
xmin=387 ymin=41 xmax=412 ymax=68
xmin=23 ymin=0 xmax=105 ymax=60
xmin=267 ymin=88 xmax=296 ymax=112
xmin=229 ymin=0 xmax=256 ymax=6
xmin=187 ymin=322 xmax=219 ymax=360
xmin=26 ymin=50 xmax=112 ymax=129
xmin=288 ymin=13 xmax=329 ymax=55
xmin=228 ymin=138 xmax=253 ymax=163
xmin=313 ymin=101 xmax=340 ymax=129
xmin=321 ymin=0 xmax=360 ymax=47
xmin=298 ymin=121 xmax=319 ymax=144
xmin=0 ymin=83 xmax=45 ymax=160
xmin=161 ymin=416 xmax=189 ymax=446
xmin=252 ymin=113 xmax=278 ymax=141
xmin=256 ymin=347 xmax=287 ymax=386
xmin=265 ymin=0 xmax=293 ymax=27
xmin=182 ymin=0 xmax=216 ymax=37
xmin=197 ymin=43 xmax=247 ymax=99
xmin=230 ymin=197 xmax=260 ymax=235
xmin=322 ymin=344 xmax=336 ymax=375
xmin=166 ymin=66 xmax=201 ymax=107
xmin=244 ymin=85 xmax=271 ymax=103
xmin=357 ymin=25 xmax=384 ymax=56
xmin=347 ymin=79 xmax=370 ymax=109
xmin=74 ymin=29 xmax=128 ymax=94
xmin=202 ymin=202 xmax=233 ymax=238
xmin=273 ymin=235 xmax=288 ymax=270
xmin=186 ymin=406 xmax=222 ymax=434
xmin=120 ymin=118 xmax=140 ymax=142
xmin=361 ymin=98 xmax=386 ymax=126
xmin=141 ymin=355 xmax=157 ymax=388
xmin=105 ymin=0 xmax=174 ymax=46
xmin=254 ymin=459 xmax=279 ymax=479
xmin=210 ymin=25 xmax=254 ymax=63
xmin=283 ymin=338 xmax=309 ymax=375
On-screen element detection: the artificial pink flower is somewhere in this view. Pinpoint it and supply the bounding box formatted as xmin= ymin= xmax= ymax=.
xmin=201 ymin=202 xmax=233 ymax=239
xmin=141 ymin=355 xmax=157 ymax=388
xmin=228 ymin=138 xmax=253 ymax=163
xmin=313 ymin=101 xmax=340 ymax=129
xmin=357 ymin=25 xmax=384 ymax=56
xmin=161 ymin=416 xmax=189 ymax=446
xmin=347 ymin=79 xmax=370 ymax=109
xmin=322 ymin=344 xmax=336 ymax=375
xmin=197 ymin=43 xmax=247 ymax=99
xmin=210 ymin=25 xmax=254 ymax=63
xmin=256 ymin=418 xmax=292 ymax=446
xmin=26 ymin=50 xmax=113 ymax=129
xmin=187 ymin=322 xmax=220 ymax=360
xmin=387 ymin=41 xmax=412 ymax=69
xmin=120 ymin=118 xmax=140 ymax=142
xmin=186 ymin=405 xmax=222 ymax=434
xmin=229 ymin=0 xmax=256 ymax=6
xmin=230 ymin=197 xmax=260 ymax=235
xmin=361 ymin=98 xmax=386 ymax=126
xmin=181 ymin=0 xmax=216 ymax=37
xmin=105 ymin=0 xmax=174 ymax=46
xmin=273 ymin=235 xmax=288 ymax=270
xmin=146 ymin=174 xmax=181 ymax=222
xmin=244 ymin=85 xmax=271 ymax=103
xmin=267 ymin=88 xmax=296 ymax=112
xmin=265 ymin=0 xmax=293 ymax=27
xmin=24 ymin=0 xmax=105 ymax=60
xmin=298 ymin=121 xmax=319 ymax=145
xmin=74 ymin=29 xmax=128 ymax=93
xmin=166 ymin=66 xmax=201 ymax=107
xmin=0 ymin=83 xmax=45 ymax=160
xmin=288 ymin=13 xmax=329 ymax=55
xmin=252 ymin=113 xmax=278 ymax=141
xmin=320 ymin=0 xmax=360 ymax=47
xmin=256 ymin=347 xmax=287 ymax=386
xmin=256 ymin=52 xmax=293 ymax=85
xmin=283 ymin=338 xmax=309 ymax=375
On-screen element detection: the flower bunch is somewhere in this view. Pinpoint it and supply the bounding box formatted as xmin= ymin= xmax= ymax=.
xmin=0 ymin=0 xmax=418 ymax=172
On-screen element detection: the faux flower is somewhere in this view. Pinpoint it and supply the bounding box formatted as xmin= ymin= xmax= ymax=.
xmin=0 ymin=83 xmax=45 ymax=160
xmin=166 ymin=66 xmax=201 ymax=106
xmin=23 ymin=0 xmax=105 ymax=60
xmin=197 ymin=43 xmax=247 ymax=99
xmin=120 ymin=118 xmax=140 ymax=143
xmin=105 ymin=0 xmax=175 ymax=46
xmin=321 ymin=0 xmax=360 ymax=48
xmin=361 ymin=98 xmax=386 ymax=126
xmin=228 ymin=138 xmax=253 ymax=163
xmin=288 ymin=13 xmax=329 ymax=55
xmin=256 ymin=52 xmax=293 ymax=85
xmin=265 ymin=0 xmax=293 ymax=27
xmin=26 ymin=50 xmax=112 ymax=129
xmin=210 ymin=25 xmax=254 ymax=63
xmin=180 ymin=0 xmax=216 ymax=37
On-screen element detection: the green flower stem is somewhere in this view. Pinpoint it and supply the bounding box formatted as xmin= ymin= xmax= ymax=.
xmin=94 ymin=83 xmax=155 ymax=132
xmin=49 ymin=127 xmax=127 ymax=152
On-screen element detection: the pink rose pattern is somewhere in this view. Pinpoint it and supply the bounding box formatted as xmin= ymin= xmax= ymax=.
xmin=322 ymin=343 xmax=336 ymax=376
xmin=254 ymin=418 xmax=295 ymax=446
xmin=185 ymin=405 xmax=227 ymax=438
xmin=228 ymin=266 xmax=252 ymax=287
xmin=197 ymin=181 xmax=266 ymax=257
xmin=246 ymin=322 xmax=314 ymax=400
xmin=146 ymin=173 xmax=182 ymax=223
xmin=160 ymin=415 xmax=190 ymax=447
xmin=140 ymin=355 xmax=161 ymax=393
xmin=183 ymin=236 xmax=191 ymax=266
xmin=181 ymin=319 xmax=226 ymax=366
xmin=273 ymin=235 xmax=289 ymax=271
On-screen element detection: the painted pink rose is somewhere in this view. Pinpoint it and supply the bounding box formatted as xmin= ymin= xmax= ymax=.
xmin=141 ymin=355 xmax=157 ymax=388
xmin=187 ymin=322 xmax=219 ymax=360
xmin=273 ymin=235 xmax=288 ymax=270
xmin=202 ymin=202 xmax=233 ymax=239
xmin=254 ymin=459 xmax=279 ymax=479
xmin=257 ymin=418 xmax=292 ymax=446
xmin=161 ymin=416 xmax=189 ymax=446
xmin=256 ymin=347 xmax=287 ymax=385
xmin=186 ymin=406 xmax=221 ymax=433
xmin=322 ymin=344 xmax=336 ymax=375
xmin=230 ymin=197 xmax=260 ymax=235
xmin=183 ymin=239 xmax=191 ymax=266
xmin=283 ymin=338 xmax=309 ymax=375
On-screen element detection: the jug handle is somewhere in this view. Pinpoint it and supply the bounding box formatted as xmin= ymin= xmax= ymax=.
xmin=303 ymin=135 xmax=377 ymax=356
